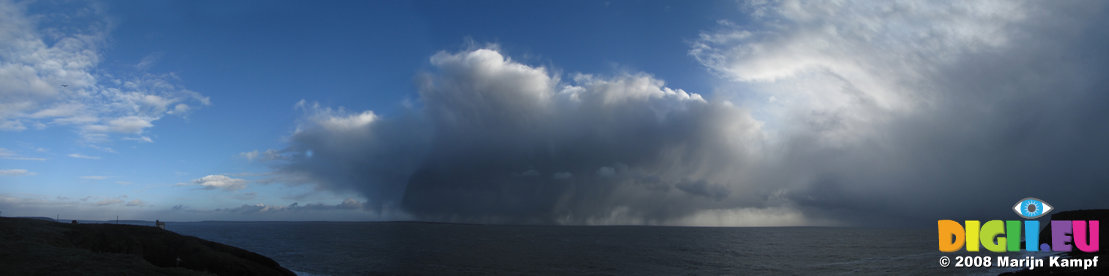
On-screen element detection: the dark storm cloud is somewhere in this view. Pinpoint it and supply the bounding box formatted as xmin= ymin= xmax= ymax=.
xmin=272 ymin=48 xmax=773 ymax=225
xmin=263 ymin=1 xmax=1109 ymax=226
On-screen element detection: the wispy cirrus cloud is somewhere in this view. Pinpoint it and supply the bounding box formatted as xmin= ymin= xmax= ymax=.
xmin=95 ymin=198 xmax=124 ymax=206
xmin=0 ymin=148 xmax=45 ymax=161
xmin=67 ymin=153 xmax=100 ymax=160
xmin=0 ymin=169 xmax=34 ymax=176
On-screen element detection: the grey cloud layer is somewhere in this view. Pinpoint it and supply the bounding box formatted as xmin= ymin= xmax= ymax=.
xmin=267 ymin=1 xmax=1109 ymax=225
xmin=691 ymin=0 xmax=1109 ymax=224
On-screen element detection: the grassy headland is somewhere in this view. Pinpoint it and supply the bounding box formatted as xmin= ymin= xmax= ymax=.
xmin=0 ymin=217 xmax=294 ymax=275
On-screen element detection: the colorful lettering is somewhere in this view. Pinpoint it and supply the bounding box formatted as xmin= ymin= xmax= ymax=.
xmin=936 ymin=220 xmax=1098 ymax=252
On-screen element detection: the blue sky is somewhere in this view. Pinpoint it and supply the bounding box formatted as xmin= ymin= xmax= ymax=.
xmin=3 ymin=0 xmax=1108 ymax=225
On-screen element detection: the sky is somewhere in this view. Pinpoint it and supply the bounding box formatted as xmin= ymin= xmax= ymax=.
xmin=1 ymin=0 xmax=1107 ymax=226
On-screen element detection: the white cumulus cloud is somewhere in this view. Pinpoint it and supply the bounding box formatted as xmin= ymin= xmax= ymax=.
xmin=262 ymin=47 xmax=766 ymax=224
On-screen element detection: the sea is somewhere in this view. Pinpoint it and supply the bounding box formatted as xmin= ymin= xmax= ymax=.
xmin=133 ymin=221 xmax=1048 ymax=275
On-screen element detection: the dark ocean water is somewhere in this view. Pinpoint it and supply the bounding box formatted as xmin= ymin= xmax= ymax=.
xmin=146 ymin=221 xmax=1041 ymax=275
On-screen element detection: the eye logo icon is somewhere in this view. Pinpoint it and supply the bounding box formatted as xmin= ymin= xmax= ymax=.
xmin=1012 ymin=197 xmax=1052 ymax=219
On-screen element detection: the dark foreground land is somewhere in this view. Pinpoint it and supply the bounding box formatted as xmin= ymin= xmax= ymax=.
xmin=0 ymin=217 xmax=294 ymax=275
